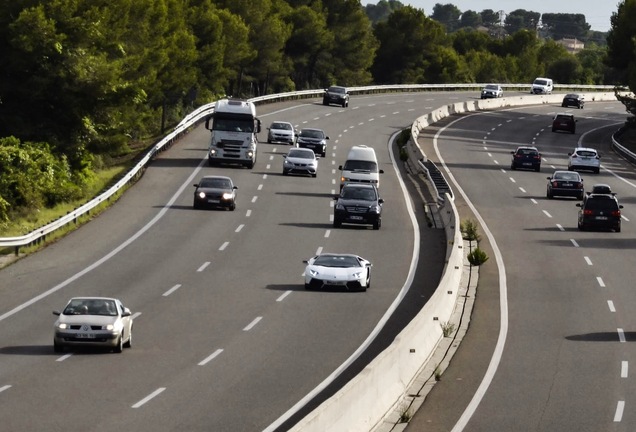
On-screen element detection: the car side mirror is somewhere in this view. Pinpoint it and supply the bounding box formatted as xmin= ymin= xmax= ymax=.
xmin=193 ymin=184 xmax=199 ymax=187
xmin=53 ymin=311 xmax=61 ymax=316
xmin=378 ymin=198 xmax=384 ymax=204
xmin=302 ymin=259 xmax=309 ymax=264
xmin=510 ymin=151 xmax=514 ymax=154
xmin=568 ymin=153 xmax=573 ymax=156
xmin=546 ymin=177 xmax=551 ymax=180
xmin=333 ymin=195 xmax=339 ymax=200
xmin=379 ymin=169 xmax=384 ymax=174
xmin=233 ymin=186 xmax=238 ymax=190
xmin=619 ymin=205 xmax=624 ymax=209
xmin=326 ymin=136 xmax=330 ymax=140
xmin=338 ymin=165 xmax=343 ymax=170
xmin=122 ymin=308 xmax=132 ymax=317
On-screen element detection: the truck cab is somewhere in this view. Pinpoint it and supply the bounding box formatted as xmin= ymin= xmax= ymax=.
xmin=205 ymin=99 xmax=261 ymax=169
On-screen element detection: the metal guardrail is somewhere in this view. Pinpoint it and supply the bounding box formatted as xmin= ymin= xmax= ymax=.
xmin=0 ymin=83 xmax=617 ymax=252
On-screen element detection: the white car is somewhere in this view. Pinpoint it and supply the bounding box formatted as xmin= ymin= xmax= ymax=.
xmin=568 ymin=147 xmax=601 ymax=174
xmin=303 ymin=253 xmax=372 ymax=291
xmin=480 ymin=84 xmax=503 ymax=99
xmin=53 ymin=297 xmax=133 ymax=353
xmin=283 ymin=147 xmax=318 ymax=177
xmin=267 ymin=121 xmax=296 ymax=144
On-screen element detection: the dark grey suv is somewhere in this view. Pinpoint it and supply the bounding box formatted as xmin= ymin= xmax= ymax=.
xmin=577 ymin=193 xmax=623 ymax=232
xmin=333 ymin=184 xmax=383 ymax=230
xmin=323 ymin=86 xmax=349 ymax=107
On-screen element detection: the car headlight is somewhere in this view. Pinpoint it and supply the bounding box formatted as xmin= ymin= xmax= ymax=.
xmin=351 ymin=271 xmax=363 ymax=279
xmin=247 ymin=150 xmax=254 ymax=157
xmin=309 ymin=269 xmax=319 ymax=277
xmin=209 ymin=149 xmax=217 ymax=156
xmin=198 ymin=191 xmax=206 ymax=199
xmin=370 ymin=205 xmax=381 ymax=213
xmin=222 ymin=192 xmax=233 ymax=200
xmin=335 ymin=203 xmax=345 ymax=210
xmin=284 ymin=160 xmax=291 ymax=166
xmin=57 ymin=323 xmax=69 ymax=329
xmin=106 ymin=324 xmax=115 ymax=331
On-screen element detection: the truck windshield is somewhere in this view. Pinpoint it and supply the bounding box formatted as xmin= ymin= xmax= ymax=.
xmin=213 ymin=118 xmax=254 ymax=133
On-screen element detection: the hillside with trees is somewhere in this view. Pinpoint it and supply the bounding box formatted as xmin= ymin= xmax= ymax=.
xmin=0 ymin=0 xmax=632 ymax=232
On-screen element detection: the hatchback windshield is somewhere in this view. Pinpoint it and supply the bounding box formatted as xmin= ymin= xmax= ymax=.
xmin=288 ymin=150 xmax=314 ymax=159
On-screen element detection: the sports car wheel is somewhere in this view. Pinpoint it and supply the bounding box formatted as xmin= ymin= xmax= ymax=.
xmin=304 ymin=283 xmax=311 ymax=290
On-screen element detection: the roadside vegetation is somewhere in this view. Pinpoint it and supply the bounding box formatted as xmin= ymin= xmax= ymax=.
xmin=1 ymin=0 xmax=635 ymax=244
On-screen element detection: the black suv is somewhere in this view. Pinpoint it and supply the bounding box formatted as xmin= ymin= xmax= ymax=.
xmin=577 ymin=193 xmax=623 ymax=232
xmin=333 ymin=184 xmax=383 ymax=230
xmin=510 ymin=146 xmax=541 ymax=171
xmin=323 ymin=86 xmax=349 ymax=108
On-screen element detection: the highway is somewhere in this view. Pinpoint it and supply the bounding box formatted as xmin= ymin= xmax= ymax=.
xmin=407 ymin=101 xmax=636 ymax=431
xmin=0 ymin=91 xmax=478 ymax=431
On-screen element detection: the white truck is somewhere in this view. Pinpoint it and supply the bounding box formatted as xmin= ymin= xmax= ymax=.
xmin=205 ymin=98 xmax=261 ymax=168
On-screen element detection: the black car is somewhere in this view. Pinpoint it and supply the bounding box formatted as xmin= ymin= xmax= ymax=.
xmin=510 ymin=146 xmax=541 ymax=171
xmin=296 ymin=128 xmax=329 ymax=157
xmin=552 ymin=113 xmax=576 ymax=133
xmin=577 ymin=193 xmax=623 ymax=232
xmin=546 ymin=170 xmax=584 ymax=200
xmin=323 ymin=86 xmax=349 ymax=108
xmin=193 ymin=175 xmax=237 ymax=210
xmin=333 ymin=184 xmax=383 ymax=230
xmin=562 ymin=93 xmax=585 ymax=109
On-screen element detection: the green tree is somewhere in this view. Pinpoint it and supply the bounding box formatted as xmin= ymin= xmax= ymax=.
xmin=459 ymin=10 xmax=481 ymax=29
xmin=541 ymin=13 xmax=590 ymax=41
xmin=504 ymin=9 xmax=540 ymax=34
xmin=431 ymin=3 xmax=461 ymax=33
xmin=372 ymin=6 xmax=449 ymax=83
xmin=480 ymin=9 xmax=500 ymax=28
xmin=547 ymin=56 xmax=582 ymax=84
xmin=606 ymin=0 xmax=636 ymax=116
xmin=452 ymin=29 xmax=490 ymax=55
xmin=364 ymin=0 xmax=404 ymax=25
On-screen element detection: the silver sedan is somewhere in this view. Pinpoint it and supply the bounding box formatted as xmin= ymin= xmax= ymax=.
xmin=53 ymin=297 xmax=133 ymax=353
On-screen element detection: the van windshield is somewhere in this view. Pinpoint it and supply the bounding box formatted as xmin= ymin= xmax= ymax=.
xmin=343 ymin=160 xmax=377 ymax=172
xmin=534 ymin=79 xmax=548 ymax=86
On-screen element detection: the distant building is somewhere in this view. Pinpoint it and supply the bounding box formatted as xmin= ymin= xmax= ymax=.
xmin=556 ymin=38 xmax=585 ymax=53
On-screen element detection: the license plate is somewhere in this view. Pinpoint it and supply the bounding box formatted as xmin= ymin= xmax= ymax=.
xmin=326 ymin=280 xmax=345 ymax=285
xmin=207 ymin=199 xmax=220 ymax=203
xmin=595 ymin=216 xmax=608 ymax=220
xmin=77 ymin=333 xmax=95 ymax=339
xmin=563 ymin=183 xmax=572 ymax=187
xmin=350 ymin=216 xmax=363 ymax=220
xmin=522 ymin=162 xmax=531 ymax=166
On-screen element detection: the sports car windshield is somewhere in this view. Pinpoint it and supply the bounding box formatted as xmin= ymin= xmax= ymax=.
xmin=313 ymin=255 xmax=360 ymax=268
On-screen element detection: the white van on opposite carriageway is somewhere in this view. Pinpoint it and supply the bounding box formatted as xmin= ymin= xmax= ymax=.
xmin=339 ymin=145 xmax=384 ymax=189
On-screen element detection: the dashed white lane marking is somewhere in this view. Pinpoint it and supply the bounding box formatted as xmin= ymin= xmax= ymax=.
xmin=251 ymin=196 xmax=258 ymax=203
xmin=258 ymin=184 xmax=263 ymax=190
xmin=197 ymin=262 xmax=210 ymax=272
xmin=608 ymin=300 xmax=616 ymax=312
xmin=277 ymin=291 xmax=292 ymax=302
xmin=219 ymin=242 xmax=229 ymax=251
xmin=56 ymin=353 xmax=72 ymax=362
xmin=570 ymin=239 xmax=579 ymax=247
xmin=243 ymin=316 xmax=262 ymax=331
xmin=132 ymin=388 xmax=166 ymax=408
xmin=246 ymin=209 xmax=252 ymax=217
xmin=542 ymin=210 xmax=552 ymax=218
xmin=614 ymin=401 xmax=625 ymax=422
xmin=263 ymin=174 xmax=268 ymax=180
xmin=494 ymin=160 xmax=499 ymax=165
xmin=235 ymin=224 xmax=244 ymax=233
xmin=0 ymin=385 xmax=10 ymax=393
xmin=618 ymin=328 xmax=626 ymax=343
xmin=324 ymin=230 xmax=331 ymax=238
xmin=530 ymin=199 xmax=538 ymax=204
xmin=597 ymin=277 xmax=605 ymax=288
xmin=316 ymin=246 xmax=323 ymax=255
xmin=519 ymin=187 xmax=526 ymax=193
xmin=198 ymin=348 xmax=224 ymax=366
xmin=266 ymin=164 xmax=271 ymax=170
xmin=163 ymin=284 xmax=181 ymax=296
xmin=622 ymin=361 xmax=628 ymax=378
xmin=509 ymin=177 xmax=516 ymax=183
xmin=556 ymin=224 xmax=564 ymax=231
xmin=584 ymin=256 xmax=593 ymax=265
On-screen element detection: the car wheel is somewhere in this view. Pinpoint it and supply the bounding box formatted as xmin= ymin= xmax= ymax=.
xmin=124 ymin=327 xmax=132 ymax=348
xmin=366 ymin=270 xmax=371 ymax=288
xmin=535 ymin=166 xmax=541 ymax=172
xmin=282 ymin=170 xmax=288 ymax=176
xmin=615 ymin=224 xmax=621 ymax=233
xmin=54 ymin=340 xmax=63 ymax=353
xmin=230 ymin=202 xmax=236 ymax=211
xmin=193 ymin=202 xmax=200 ymax=210
xmin=311 ymin=173 xmax=317 ymax=178
xmin=113 ymin=335 xmax=123 ymax=353
xmin=322 ymin=100 xmax=328 ymax=106
xmin=594 ymin=168 xmax=600 ymax=174
xmin=547 ymin=190 xmax=553 ymax=199
xmin=578 ymin=193 xmax=584 ymax=200
xmin=304 ymin=283 xmax=311 ymax=290
xmin=510 ymin=164 xmax=516 ymax=170
xmin=321 ymin=151 xmax=326 ymax=158
xmin=246 ymin=161 xmax=254 ymax=169
xmin=552 ymin=127 xmax=556 ymax=132
xmin=373 ymin=220 xmax=380 ymax=230
xmin=333 ymin=218 xmax=342 ymax=228
xmin=208 ymin=159 xmax=215 ymax=167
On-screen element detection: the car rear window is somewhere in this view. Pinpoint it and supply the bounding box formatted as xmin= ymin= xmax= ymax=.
xmin=585 ymin=198 xmax=619 ymax=211
xmin=556 ymin=115 xmax=573 ymax=121
xmin=576 ymin=150 xmax=597 ymax=157
xmin=518 ymin=149 xmax=537 ymax=156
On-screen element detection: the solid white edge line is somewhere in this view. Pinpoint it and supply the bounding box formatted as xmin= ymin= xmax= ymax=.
xmin=198 ymin=348 xmax=224 ymax=366
xmin=0 ymin=156 xmax=209 ymax=323
xmin=131 ymin=387 xmax=166 ymax=408
xmin=263 ymin=130 xmax=421 ymax=432
xmin=426 ymin=113 xmax=509 ymax=432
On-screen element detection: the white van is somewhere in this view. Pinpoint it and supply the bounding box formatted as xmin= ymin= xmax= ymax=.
xmin=339 ymin=145 xmax=384 ymax=189
xmin=531 ymin=77 xmax=553 ymax=94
